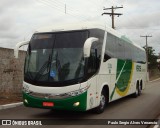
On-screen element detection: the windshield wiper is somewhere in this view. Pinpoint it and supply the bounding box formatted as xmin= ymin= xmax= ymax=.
xmin=47 ymin=54 xmax=52 ymax=72
xmin=33 ymin=54 xmax=52 ymax=82
xmin=56 ymin=52 xmax=61 ymax=72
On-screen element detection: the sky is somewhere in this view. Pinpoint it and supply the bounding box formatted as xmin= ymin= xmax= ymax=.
xmin=0 ymin=0 xmax=160 ymax=55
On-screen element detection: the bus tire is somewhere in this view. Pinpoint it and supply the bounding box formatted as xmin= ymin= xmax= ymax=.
xmin=133 ymin=84 xmax=141 ymax=98
xmin=94 ymin=89 xmax=106 ymax=114
xmin=138 ymin=84 xmax=142 ymax=96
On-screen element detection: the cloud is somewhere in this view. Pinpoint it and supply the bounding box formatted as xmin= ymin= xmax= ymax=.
xmin=0 ymin=16 xmax=14 ymax=32
xmin=116 ymin=12 xmax=160 ymax=29
xmin=0 ymin=0 xmax=160 ymax=54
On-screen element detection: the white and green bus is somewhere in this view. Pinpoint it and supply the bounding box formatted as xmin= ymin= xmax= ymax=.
xmin=14 ymin=21 xmax=147 ymax=113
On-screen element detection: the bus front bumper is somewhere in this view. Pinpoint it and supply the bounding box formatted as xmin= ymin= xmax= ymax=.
xmin=23 ymin=92 xmax=87 ymax=111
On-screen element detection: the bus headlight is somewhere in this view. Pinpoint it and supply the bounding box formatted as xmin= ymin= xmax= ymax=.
xmin=73 ymin=102 xmax=80 ymax=107
xmin=67 ymin=85 xmax=90 ymax=97
xmin=24 ymin=99 xmax=28 ymax=104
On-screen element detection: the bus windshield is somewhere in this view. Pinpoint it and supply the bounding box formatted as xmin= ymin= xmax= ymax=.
xmin=24 ymin=31 xmax=88 ymax=86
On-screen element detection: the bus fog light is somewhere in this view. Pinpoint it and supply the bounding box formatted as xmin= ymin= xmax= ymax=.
xmin=24 ymin=99 xmax=28 ymax=104
xmin=73 ymin=102 xmax=80 ymax=107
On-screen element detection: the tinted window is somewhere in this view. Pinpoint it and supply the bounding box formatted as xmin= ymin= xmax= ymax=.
xmin=89 ymin=29 xmax=104 ymax=60
xmin=117 ymin=39 xmax=125 ymax=59
xmin=124 ymin=42 xmax=132 ymax=60
xmin=30 ymin=31 xmax=89 ymax=50
xmin=30 ymin=34 xmax=54 ymax=49
xmin=104 ymin=32 xmax=146 ymax=63
xmin=105 ymin=33 xmax=117 ymax=57
xmin=55 ymin=31 xmax=88 ymax=48
xmin=24 ymin=31 xmax=88 ymax=87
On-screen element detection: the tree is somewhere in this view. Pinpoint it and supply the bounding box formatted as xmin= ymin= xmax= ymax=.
xmin=143 ymin=46 xmax=158 ymax=70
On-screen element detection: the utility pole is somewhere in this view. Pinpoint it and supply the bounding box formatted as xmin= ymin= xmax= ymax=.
xmin=140 ymin=35 xmax=152 ymax=79
xmin=102 ymin=6 xmax=123 ymax=29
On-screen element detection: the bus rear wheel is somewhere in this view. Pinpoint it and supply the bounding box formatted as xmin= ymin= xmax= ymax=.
xmin=94 ymin=89 xmax=106 ymax=114
xmin=133 ymin=84 xmax=141 ymax=98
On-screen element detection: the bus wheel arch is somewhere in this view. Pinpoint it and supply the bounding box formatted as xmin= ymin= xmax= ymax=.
xmin=94 ymin=85 xmax=109 ymax=114
xmin=102 ymin=85 xmax=109 ymax=103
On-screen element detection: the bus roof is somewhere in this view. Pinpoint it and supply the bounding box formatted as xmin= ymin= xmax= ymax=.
xmin=35 ymin=21 xmax=121 ymax=36
xmin=35 ymin=21 xmax=145 ymax=51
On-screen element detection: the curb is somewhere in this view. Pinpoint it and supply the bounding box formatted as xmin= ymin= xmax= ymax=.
xmin=0 ymin=102 xmax=23 ymax=110
xmin=149 ymin=77 xmax=160 ymax=83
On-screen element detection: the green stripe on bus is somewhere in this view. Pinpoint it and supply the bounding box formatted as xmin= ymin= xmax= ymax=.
xmin=110 ymin=59 xmax=133 ymax=100
xmin=116 ymin=60 xmax=132 ymax=92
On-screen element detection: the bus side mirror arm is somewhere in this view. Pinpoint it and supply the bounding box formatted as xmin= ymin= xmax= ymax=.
xmin=83 ymin=37 xmax=99 ymax=57
xmin=14 ymin=40 xmax=29 ymax=58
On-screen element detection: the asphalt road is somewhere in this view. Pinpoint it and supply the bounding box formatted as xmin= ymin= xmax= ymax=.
xmin=0 ymin=79 xmax=160 ymax=128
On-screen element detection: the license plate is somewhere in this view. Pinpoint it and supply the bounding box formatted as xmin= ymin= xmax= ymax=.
xmin=43 ymin=102 xmax=54 ymax=107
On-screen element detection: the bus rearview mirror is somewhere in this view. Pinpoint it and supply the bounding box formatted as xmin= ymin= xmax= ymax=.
xmin=14 ymin=40 xmax=29 ymax=58
xmin=83 ymin=37 xmax=99 ymax=58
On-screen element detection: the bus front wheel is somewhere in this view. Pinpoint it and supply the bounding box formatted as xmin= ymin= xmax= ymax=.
xmin=94 ymin=89 xmax=106 ymax=114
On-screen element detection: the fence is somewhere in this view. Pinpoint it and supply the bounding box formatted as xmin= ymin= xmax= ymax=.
xmin=0 ymin=48 xmax=26 ymax=97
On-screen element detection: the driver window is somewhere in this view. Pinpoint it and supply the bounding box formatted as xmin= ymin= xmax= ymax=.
xmin=87 ymin=42 xmax=98 ymax=75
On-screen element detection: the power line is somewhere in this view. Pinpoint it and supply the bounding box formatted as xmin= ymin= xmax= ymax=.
xmin=39 ymin=0 xmax=98 ymax=19
xmin=42 ymin=0 xmax=81 ymax=14
xmin=39 ymin=0 xmax=105 ymax=21
xmin=37 ymin=0 xmax=66 ymax=13
xmin=37 ymin=0 xmax=89 ymax=21
xmin=102 ymin=6 xmax=123 ymax=29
